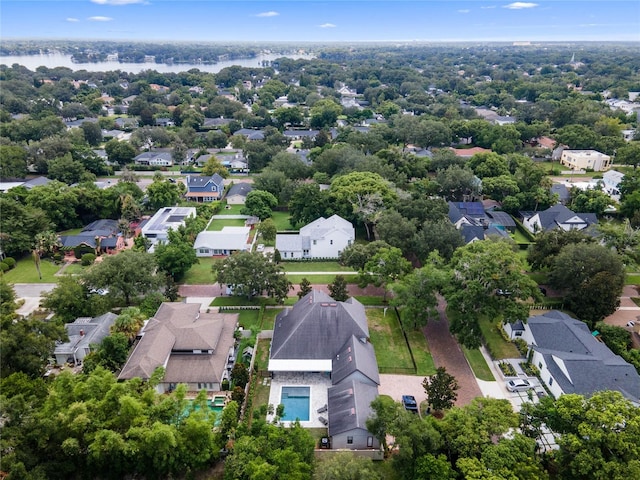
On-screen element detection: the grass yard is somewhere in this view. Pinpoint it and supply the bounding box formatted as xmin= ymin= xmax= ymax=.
xmin=206 ymin=218 xmax=247 ymax=231
xmin=405 ymin=329 xmax=436 ymax=376
xmin=261 ymin=307 xmax=284 ymax=329
xmin=220 ymin=203 xmax=245 ymax=215
xmin=354 ymin=296 xmax=388 ymax=306
xmin=286 ymin=274 xmax=350 ymax=284
xmin=182 ymin=257 xmax=217 ymax=284
xmin=58 ymin=227 xmax=83 ymax=236
xmin=478 ymin=316 xmax=520 ymax=360
xmin=462 ymin=347 xmax=495 ymax=381
xmin=280 ymin=262 xmax=354 ymax=273
xmin=511 ymin=227 xmax=533 ymax=245
xmin=3 ymin=256 xmax=60 ymax=283
xmin=270 ymin=210 xmax=294 ymax=231
xmin=211 ymin=296 xmax=277 ymax=307
xmin=63 ymin=263 xmax=89 ymax=275
xmin=225 ymin=309 xmax=261 ymax=332
xmin=527 ymin=272 xmax=549 ymax=284
xmin=626 ymin=273 xmax=640 ymax=285
xmin=366 ymin=308 xmax=415 ymax=373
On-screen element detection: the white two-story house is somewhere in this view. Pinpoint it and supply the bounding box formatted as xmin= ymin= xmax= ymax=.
xmin=276 ymin=215 xmax=355 ymax=260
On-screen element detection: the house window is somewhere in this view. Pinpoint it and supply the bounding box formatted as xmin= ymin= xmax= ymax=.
xmin=199 ymin=249 xmax=208 ymax=254
xmin=313 ymin=240 xmax=317 ymax=245
xmin=283 ymin=252 xmax=287 ymax=258
xmin=538 ymin=362 xmax=543 ymax=369
xmin=330 ymin=240 xmax=333 ymax=245
xmin=367 ymin=436 xmax=373 ymax=447
xmin=549 ymin=377 xmax=553 ymax=386
xmin=515 ymin=331 xmax=522 ymax=337
xmin=347 ymin=436 xmax=353 ymax=444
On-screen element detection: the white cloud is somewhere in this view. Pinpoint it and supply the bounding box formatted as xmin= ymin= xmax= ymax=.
xmin=66 ymin=17 xmax=80 ymax=22
xmin=90 ymin=0 xmax=146 ymax=5
xmin=319 ymin=23 xmax=336 ymax=28
xmin=504 ymin=2 xmax=539 ymax=9
xmin=88 ymin=16 xmax=113 ymax=21
xmin=256 ymin=11 xmax=279 ymax=17
xmin=481 ymin=5 xmax=497 ymax=9
xmin=458 ymin=9 xmax=470 ymax=14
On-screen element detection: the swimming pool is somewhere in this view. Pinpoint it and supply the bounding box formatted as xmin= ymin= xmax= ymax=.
xmin=184 ymin=400 xmax=223 ymax=424
xmin=280 ymin=386 xmax=310 ymax=421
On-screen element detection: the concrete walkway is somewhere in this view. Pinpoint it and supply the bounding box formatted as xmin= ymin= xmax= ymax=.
xmin=604 ymin=285 xmax=640 ymax=327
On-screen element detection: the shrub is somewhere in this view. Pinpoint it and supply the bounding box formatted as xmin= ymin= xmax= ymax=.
xmin=74 ymin=245 xmax=94 ymax=259
xmin=3 ymin=257 xmax=16 ymax=269
xmin=0 ymin=262 xmax=8 ymax=273
xmin=52 ymin=253 xmax=63 ymax=263
xmin=81 ymin=253 xmax=96 ymax=266
xmin=513 ymin=338 xmax=529 ymax=355
xmin=221 ymin=379 xmax=230 ymax=391
xmin=498 ymin=361 xmax=517 ymax=377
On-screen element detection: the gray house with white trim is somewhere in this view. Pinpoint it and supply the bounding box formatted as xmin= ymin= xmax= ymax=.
xmin=269 ymin=291 xmax=381 ymax=450
xmin=504 ymin=311 xmax=640 ymax=404
xmin=54 ymin=313 xmax=118 ymax=366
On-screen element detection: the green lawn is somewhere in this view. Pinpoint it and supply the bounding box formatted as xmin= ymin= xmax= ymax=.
xmin=58 ymin=227 xmax=83 ymax=236
xmin=527 ymin=272 xmax=549 ymax=284
xmin=478 ymin=317 xmax=520 ymax=360
xmin=462 ymin=347 xmax=495 ymax=381
xmin=220 ymin=203 xmax=245 ymax=215
xmin=626 ymin=273 xmax=640 ymax=285
xmin=405 ymin=329 xmax=436 ymax=376
xmin=354 ymin=296 xmax=388 ymax=306
xmin=225 ymin=309 xmax=261 ymax=332
xmin=3 ymin=257 xmax=61 ymax=283
xmin=63 ymin=263 xmax=89 ymax=275
xmin=280 ymin=262 xmax=354 ymax=273
xmin=182 ymin=258 xmax=217 ymax=284
xmin=211 ymin=296 xmax=277 ymax=307
xmin=261 ymin=307 xmax=284 ymax=330
xmin=270 ymin=210 xmax=294 ymax=231
xmin=367 ymin=308 xmax=415 ymax=373
xmin=286 ymin=274 xmax=350 ymax=284
xmin=206 ymin=218 xmax=247 ymax=231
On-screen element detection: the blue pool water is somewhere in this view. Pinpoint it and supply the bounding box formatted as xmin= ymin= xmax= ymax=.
xmin=280 ymin=386 xmax=310 ymax=421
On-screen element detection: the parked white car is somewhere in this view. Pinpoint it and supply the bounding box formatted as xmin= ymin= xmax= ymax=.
xmin=506 ymin=379 xmax=532 ymax=392
xmin=256 ymin=244 xmax=265 ymax=252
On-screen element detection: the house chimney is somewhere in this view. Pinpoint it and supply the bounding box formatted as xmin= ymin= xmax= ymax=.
xmin=80 ymin=329 xmax=85 ymax=336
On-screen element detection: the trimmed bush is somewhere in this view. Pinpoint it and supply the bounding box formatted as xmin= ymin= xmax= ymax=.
xmin=53 ymin=253 xmax=63 ymax=263
xmin=3 ymin=257 xmax=16 ymax=269
xmin=81 ymin=253 xmax=96 ymax=266
xmin=0 ymin=262 xmax=9 ymax=273
xmin=74 ymin=245 xmax=95 ymax=259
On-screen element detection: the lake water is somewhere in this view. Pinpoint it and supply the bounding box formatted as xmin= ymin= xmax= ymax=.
xmin=0 ymin=52 xmax=314 ymax=74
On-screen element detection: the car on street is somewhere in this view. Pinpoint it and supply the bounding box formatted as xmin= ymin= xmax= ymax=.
xmin=402 ymin=395 xmax=419 ymax=413
xmin=506 ymin=379 xmax=532 ymax=392
xmin=256 ymin=244 xmax=265 ymax=252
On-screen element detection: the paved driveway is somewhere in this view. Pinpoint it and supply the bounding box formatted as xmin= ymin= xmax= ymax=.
xmin=378 ymin=374 xmax=428 ymax=408
xmin=13 ymin=283 xmax=56 ymax=317
xmin=423 ymin=296 xmax=483 ymax=406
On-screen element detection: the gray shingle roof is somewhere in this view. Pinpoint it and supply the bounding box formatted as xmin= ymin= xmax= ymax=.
xmin=332 ymin=335 xmax=380 ymax=386
xmin=532 ymin=204 xmax=598 ymax=231
xmin=528 ymin=311 xmax=640 ymax=402
xmin=227 ymin=182 xmax=253 ymax=197
xmin=270 ymin=292 xmax=369 ymax=361
xmin=276 ymin=233 xmax=303 ymax=253
xmin=55 ymin=313 xmax=118 ymax=359
xmin=328 ymin=379 xmax=379 ymax=436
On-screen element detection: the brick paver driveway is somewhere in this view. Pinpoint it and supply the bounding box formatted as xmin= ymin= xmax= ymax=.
xmin=423 ymin=296 xmax=483 ymax=406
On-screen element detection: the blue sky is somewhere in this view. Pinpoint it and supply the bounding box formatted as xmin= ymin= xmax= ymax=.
xmin=1 ymin=1 xmax=638 ymax=42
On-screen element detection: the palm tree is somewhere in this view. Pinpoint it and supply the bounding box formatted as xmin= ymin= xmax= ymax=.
xmin=111 ymin=307 xmax=146 ymax=342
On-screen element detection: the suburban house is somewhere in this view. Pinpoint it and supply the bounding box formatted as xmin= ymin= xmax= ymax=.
xmin=225 ymin=183 xmax=253 ymax=205
xmin=185 ymin=174 xmax=225 ymax=203
xmin=233 ymin=128 xmax=265 ymax=141
xmin=560 ymin=149 xmax=611 ymax=172
xmin=283 ymin=129 xmax=319 ymax=140
xmin=550 ymin=183 xmax=571 ymax=204
xmin=520 ymin=204 xmax=597 ymax=234
xmin=268 ymin=291 xmax=381 ymax=450
xmin=58 ymin=219 xmax=125 ymax=253
xmin=193 ymin=227 xmax=251 ymax=257
xmin=448 ymin=202 xmax=514 ymax=243
xmin=503 ymin=311 xmax=640 ymax=404
xmin=276 ymin=215 xmax=355 ymax=260
xmin=118 ymin=303 xmax=238 ymax=393
xmin=54 ymin=313 xmax=118 ymax=366
xmin=602 ymin=170 xmax=625 ymax=201
xmin=134 ymin=152 xmax=173 ymax=167
xmin=140 ymin=207 xmax=196 ymax=251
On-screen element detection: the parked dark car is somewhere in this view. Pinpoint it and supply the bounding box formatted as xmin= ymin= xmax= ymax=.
xmin=402 ymin=395 xmax=419 ymax=413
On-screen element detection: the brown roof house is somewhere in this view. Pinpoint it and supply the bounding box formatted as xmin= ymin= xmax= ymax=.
xmin=118 ymin=303 xmax=238 ymax=392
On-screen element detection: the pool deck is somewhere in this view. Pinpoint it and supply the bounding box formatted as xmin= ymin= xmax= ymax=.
xmin=267 ymin=372 xmax=332 ymax=428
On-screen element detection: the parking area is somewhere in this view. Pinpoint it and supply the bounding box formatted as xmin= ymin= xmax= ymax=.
xmin=378 ymin=374 xmax=429 ymax=413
